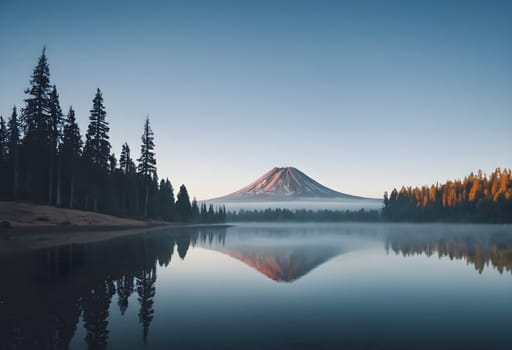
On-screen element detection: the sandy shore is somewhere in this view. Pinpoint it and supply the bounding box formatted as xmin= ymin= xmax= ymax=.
xmin=0 ymin=201 xmax=231 ymax=253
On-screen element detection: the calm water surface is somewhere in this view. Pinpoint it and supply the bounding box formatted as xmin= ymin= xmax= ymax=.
xmin=1 ymin=223 xmax=512 ymax=350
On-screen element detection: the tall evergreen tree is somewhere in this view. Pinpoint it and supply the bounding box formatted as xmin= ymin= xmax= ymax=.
xmin=22 ymin=47 xmax=51 ymax=142
xmin=48 ymin=85 xmax=64 ymax=205
xmin=137 ymin=116 xmax=156 ymax=177
xmin=157 ymin=178 xmax=174 ymax=220
xmin=61 ymin=107 xmax=82 ymax=208
xmin=0 ymin=116 xmax=7 ymax=162
xmin=7 ymin=106 xmax=21 ymax=199
xmin=0 ymin=115 xmax=8 ymax=198
xmin=175 ymin=185 xmax=191 ymax=222
xmin=137 ymin=116 xmax=156 ymax=217
xmin=119 ymin=143 xmax=135 ymax=174
xmin=109 ymin=153 xmax=117 ymax=173
xmin=83 ymin=89 xmax=111 ymax=169
xmin=191 ymin=198 xmax=200 ymax=222
xmin=21 ymin=47 xmax=52 ymax=202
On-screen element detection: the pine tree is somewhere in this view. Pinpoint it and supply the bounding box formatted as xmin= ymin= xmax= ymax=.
xmin=22 ymin=47 xmax=51 ymax=143
xmin=22 ymin=47 xmax=52 ymax=202
xmin=48 ymin=85 xmax=64 ymax=205
xmin=0 ymin=116 xmax=7 ymax=162
xmin=175 ymin=185 xmax=191 ymax=222
xmin=191 ymin=198 xmax=199 ymax=222
xmin=200 ymin=203 xmax=208 ymax=223
xmin=137 ymin=116 xmax=156 ymax=217
xmin=0 ymin=116 xmax=8 ymax=198
xmin=83 ymin=89 xmax=111 ymax=169
xmin=157 ymin=178 xmax=174 ymax=220
xmin=7 ymin=106 xmax=21 ymax=199
xmin=137 ymin=116 xmax=156 ymax=177
xmin=109 ymin=153 xmax=117 ymax=173
xmin=119 ymin=143 xmax=135 ymax=175
xmin=61 ymin=107 xmax=82 ymax=208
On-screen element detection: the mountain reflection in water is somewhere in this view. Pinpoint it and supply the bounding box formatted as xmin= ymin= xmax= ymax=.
xmin=0 ymin=223 xmax=511 ymax=350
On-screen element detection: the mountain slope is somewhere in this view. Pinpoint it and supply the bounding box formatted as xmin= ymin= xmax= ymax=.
xmin=211 ymin=167 xmax=367 ymax=201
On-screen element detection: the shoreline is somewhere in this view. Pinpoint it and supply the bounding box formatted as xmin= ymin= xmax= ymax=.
xmin=0 ymin=222 xmax=233 ymax=254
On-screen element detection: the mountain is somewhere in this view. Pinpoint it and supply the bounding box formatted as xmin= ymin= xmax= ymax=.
xmin=210 ymin=166 xmax=368 ymax=201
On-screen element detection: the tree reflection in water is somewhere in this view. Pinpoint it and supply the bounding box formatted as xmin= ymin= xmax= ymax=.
xmin=1 ymin=225 xmax=512 ymax=349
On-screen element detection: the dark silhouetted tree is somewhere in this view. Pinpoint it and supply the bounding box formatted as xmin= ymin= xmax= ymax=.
xmin=191 ymin=198 xmax=200 ymax=222
xmin=119 ymin=142 xmax=135 ymax=175
xmin=137 ymin=116 xmax=156 ymax=218
xmin=83 ymin=89 xmax=110 ymax=169
xmin=22 ymin=47 xmax=52 ymax=202
xmin=175 ymin=184 xmax=191 ymax=222
xmin=0 ymin=116 xmax=7 ymax=198
xmin=0 ymin=116 xmax=7 ymax=162
xmin=61 ymin=107 xmax=82 ymax=208
xmin=7 ymin=106 xmax=21 ymax=199
xmin=48 ymin=85 xmax=64 ymax=205
xmin=157 ymin=178 xmax=174 ymax=220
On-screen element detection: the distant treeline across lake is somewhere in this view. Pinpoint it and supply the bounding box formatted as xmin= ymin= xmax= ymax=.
xmin=229 ymin=168 xmax=512 ymax=223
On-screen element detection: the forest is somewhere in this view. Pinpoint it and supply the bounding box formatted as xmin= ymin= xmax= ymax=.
xmin=382 ymin=168 xmax=512 ymax=223
xmin=0 ymin=48 xmax=225 ymax=223
xmin=227 ymin=208 xmax=379 ymax=222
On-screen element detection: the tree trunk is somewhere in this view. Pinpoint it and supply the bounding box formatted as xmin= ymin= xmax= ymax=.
xmin=144 ymin=182 xmax=149 ymax=218
xmin=48 ymin=150 xmax=54 ymax=205
xmin=13 ymin=148 xmax=19 ymax=200
xmin=136 ymin=187 xmax=140 ymax=217
xmin=69 ymin=176 xmax=75 ymax=209
xmin=56 ymin=155 xmax=62 ymax=207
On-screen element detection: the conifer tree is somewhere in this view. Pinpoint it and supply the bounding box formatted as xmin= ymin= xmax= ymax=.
xmin=109 ymin=153 xmax=117 ymax=173
xmin=7 ymin=106 xmax=20 ymax=199
xmin=0 ymin=116 xmax=7 ymax=162
xmin=0 ymin=115 xmax=8 ymax=197
xmin=48 ymin=85 xmax=64 ymax=205
xmin=22 ymin=47 xmax=52 ymax=202
xmin=119 ymin=143 xmax=135 ymax=175
xmin=137 ymin=116 xmax=156 ymax=177
xmin=191 ymin=198 xmax=200 ymax=222
xmin=61 ymin=107 xmax=82 ymax=208
xmin=137 ymin=116 xmax=156 ymax=217
xmin=175 ymin=185 xmax=191 ymax=222
xmin=83 ymin=89 xmax=111 ymax=169
xmin=22 ymin=47 xmax=51 ymax=143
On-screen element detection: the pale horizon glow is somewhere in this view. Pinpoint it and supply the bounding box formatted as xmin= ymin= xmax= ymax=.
xmin=1 ymin=0 xmax=511 ymax=200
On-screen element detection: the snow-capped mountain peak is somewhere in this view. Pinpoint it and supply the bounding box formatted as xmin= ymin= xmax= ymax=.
xmin=211 ymin=166 xmax=364 ymax=201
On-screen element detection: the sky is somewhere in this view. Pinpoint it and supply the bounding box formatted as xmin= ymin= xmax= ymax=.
xmin=1 ymin=0 xmax=511 ymax=200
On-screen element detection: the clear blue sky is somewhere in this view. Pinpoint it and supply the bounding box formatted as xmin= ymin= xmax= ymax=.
xmin=1 ymin=0 xmax=511 ymax=199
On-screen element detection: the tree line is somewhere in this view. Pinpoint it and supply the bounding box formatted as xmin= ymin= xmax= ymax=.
xmin=383 ymin=168 xmax=512 ymax=223
xmin=0 ymin=48 xmax=225 ymax=223
xmin=227 ymin=208 xmax=379 ymax=222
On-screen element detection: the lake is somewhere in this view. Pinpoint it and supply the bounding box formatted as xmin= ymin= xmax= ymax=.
xmin=1 ymin=222 xmax=512 ymax=350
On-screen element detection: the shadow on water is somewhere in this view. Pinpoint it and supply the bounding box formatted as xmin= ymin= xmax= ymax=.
xmin=0 ymin=223 xmax=512 ymax=349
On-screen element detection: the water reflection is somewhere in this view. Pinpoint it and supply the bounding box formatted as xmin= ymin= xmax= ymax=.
xmin=383 ymin=224 xmax=512 ymax=274
xmin=0 ymin=228 xmax=225 ymax=350
xmin=0 ymin=224 xmax=511 ymax=349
